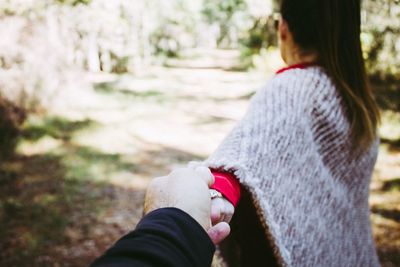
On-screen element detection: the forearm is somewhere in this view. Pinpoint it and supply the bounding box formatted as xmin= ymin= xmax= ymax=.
xmin=91 ymin=208 xmax=215 ymax=267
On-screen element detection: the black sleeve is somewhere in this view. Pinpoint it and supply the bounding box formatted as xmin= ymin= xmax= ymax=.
xmin=90 ymin=208 xmax=215 ymax=267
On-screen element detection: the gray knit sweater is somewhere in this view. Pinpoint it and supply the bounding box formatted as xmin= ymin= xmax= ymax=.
xmin=197 ymin=67 xmax=380 ymax=267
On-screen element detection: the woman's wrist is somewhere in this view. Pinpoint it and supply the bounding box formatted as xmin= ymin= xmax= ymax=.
xmin=210 ymin=170 xmax=241 ymax=207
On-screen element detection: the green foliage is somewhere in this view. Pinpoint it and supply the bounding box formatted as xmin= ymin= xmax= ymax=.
xmin=148 ymin=0 xmax=202 ymax=58
xmin=202 ymin=0 xmax=247 ymax=47
xmin=62 ymin=145 xmax=137 ymax=182
xmin=0 ymin=154 xmax=110 ymax=266
xmin=22 ymin=117 xmax=96 ymax=142
xmin=94 ymin=81 xmax=166 ymax=103
xmin=150 ymin=20 xmax=182 ymax=58
xmin=382 ymin=178 xmax=400 ymax=192
xmin=110 ymin=54 xmax=130 ymax=74
xmin=0 ymin=115 xmax=135 ymax=266
xmin=374 ymin=82 xmax=400 ymax=112
xmin=56 ymin=0 xmax=92 ymax=6
xmin=202 ymin=0 xmax=247 ymax=23
xmin=362 ymin=0 xmax=400 ymax=79
xmin=240 ymin=16 xmax=277 ymax=52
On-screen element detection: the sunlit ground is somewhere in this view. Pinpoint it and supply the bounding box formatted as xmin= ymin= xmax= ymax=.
xmin=0 ymin=49 xmax=399 ymax=266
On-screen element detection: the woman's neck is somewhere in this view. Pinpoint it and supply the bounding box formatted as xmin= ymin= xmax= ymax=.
xmin=285 ymin=51 xmax=318 ymax=66
xmin=283 ymin=43 xmax=318 ymax=66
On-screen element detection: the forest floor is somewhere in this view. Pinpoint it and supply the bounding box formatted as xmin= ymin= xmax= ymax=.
xmin=0 ymin=49 xmax=399 ymax=266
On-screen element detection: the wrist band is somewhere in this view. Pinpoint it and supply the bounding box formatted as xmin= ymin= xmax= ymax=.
xmin=210 ymin=169 xmax=241 ymax=207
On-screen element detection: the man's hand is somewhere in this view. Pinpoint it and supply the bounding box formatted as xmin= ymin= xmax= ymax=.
xmin=144 ymin=167 xmax=214 ymax=229
xmin=144 ymin=167 xmax=230 ymax=244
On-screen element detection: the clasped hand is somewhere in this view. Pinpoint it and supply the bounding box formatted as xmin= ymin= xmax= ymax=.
xmin=144 ymin=167 xmax=234 ymax=245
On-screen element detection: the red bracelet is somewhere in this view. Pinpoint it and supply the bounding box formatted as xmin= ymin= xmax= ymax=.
xmin=210 ymin=169 xmax=241 ymax=207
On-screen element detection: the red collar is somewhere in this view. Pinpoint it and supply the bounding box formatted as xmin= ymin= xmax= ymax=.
xmin=276 ymin=63 xmax=317 ymax=74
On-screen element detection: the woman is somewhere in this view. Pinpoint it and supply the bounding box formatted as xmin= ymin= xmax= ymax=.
xmin=194 ymin=0 xmax=381 ymax=266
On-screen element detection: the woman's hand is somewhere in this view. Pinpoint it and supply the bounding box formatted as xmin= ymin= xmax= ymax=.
xmin=210 ymin=194 xmax=235 ymax=225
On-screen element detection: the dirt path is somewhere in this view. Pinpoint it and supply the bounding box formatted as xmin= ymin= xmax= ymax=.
xmin=62 ymin=50 xmax=269 ymax=266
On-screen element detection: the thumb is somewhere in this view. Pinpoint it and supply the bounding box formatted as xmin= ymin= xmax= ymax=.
xmin=207 ymin=222 xmax=231 ymax=245
xmin=194 ymin=166 xmax=214 ymax=187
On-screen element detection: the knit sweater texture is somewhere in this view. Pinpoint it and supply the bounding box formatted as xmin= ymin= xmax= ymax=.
xmin=193 ymin=67 xmax=380 ymax=267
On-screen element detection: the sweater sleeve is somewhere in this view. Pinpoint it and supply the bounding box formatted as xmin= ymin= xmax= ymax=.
xmin=90 ymin=208 xmax=215 ymax=267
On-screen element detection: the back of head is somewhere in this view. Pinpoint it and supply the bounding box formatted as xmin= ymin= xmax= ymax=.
xmin=280 ymin=0 xmax=380 ymax=151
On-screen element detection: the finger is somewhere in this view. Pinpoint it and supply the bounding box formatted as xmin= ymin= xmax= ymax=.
xmin=211 ymin=208 xmax=221 ymax=225
xmin=223 ymin=212 xmax=233 ymax=223
xmin=207 ymin=222 xmax=231 ymax=245
xmin=210 ymin=199 xmax=223 ymax=224
xmin=223 ymin=201 xmax=235 ymax=223
xmin=210 ymin=203 xmax=221 ymax=224
xmin=194 ymin=166 xmax=214 ymax=186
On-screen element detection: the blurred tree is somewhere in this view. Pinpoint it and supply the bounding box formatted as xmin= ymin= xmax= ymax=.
xmin=149 ymin=0 xmax=201 ymax=57
xmin=1 ymin=0 xmax=397 ymax=112
xmin=202 ymin=0 xmax=247 ymax=48
xmin=240 ymin=15 xmax=277 ymax=52
xmin=362 ymin=0 xmax=400 ymax=80
xmin=0 ymin=97 xmax=26 ymax=160
xmin=360 ymin=0 xmax=400 ymax=114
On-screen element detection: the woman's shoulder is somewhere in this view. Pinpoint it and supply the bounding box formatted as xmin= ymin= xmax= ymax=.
xmin=268 ymin=66 xmax=333 ymax=93
xmin=256 ymin=66 xmax=340 ymax=109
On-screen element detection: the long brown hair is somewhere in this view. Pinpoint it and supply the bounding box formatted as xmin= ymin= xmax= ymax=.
xmin=280 ymin=0 xmax=380 ymax=150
